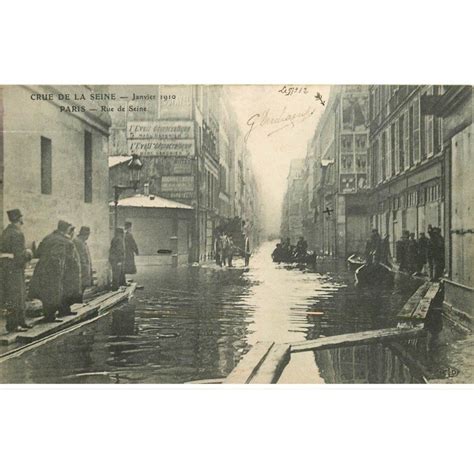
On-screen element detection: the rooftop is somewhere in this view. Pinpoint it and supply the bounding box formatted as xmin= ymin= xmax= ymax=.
xmin=109 ymin=155 xmax=133 ymax=168
xmin=110 ymin=194 xmax=194 ymax=210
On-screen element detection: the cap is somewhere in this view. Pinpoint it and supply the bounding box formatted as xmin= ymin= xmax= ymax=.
xmin=7 ymin=209 xmax=23 ymax=222
xmin=57 ymin=220 xmax=71 ymax=233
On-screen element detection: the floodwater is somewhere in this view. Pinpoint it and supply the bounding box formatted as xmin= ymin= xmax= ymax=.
xmin=0 ymin=241 xmax=425 ymax=384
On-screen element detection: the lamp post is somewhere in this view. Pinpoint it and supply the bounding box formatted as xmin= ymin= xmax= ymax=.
xmin=113 ymin=154 xmax=144 ymax=230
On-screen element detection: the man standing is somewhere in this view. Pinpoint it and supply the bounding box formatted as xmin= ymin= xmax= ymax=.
xmin=407 ymin=233 xmax=419 ymax=274
xmin=73 ymin=226 xmax=93 ymax=296
xmin=0 ymin=209 xmax=33 ymax=333
xmin=396 ymin=230 xmax=410 ymax=272
xmin=417 ymin=232 xmax=429 ymax=273
xmin=29 ymin=220 xmax=81 ymax=322
xmin=61 ymin=225 xmax=82 ymax=315
xmin=124 ymin=221 xmax=139 ymax=281
xmin=109 ymin=227 xmax=126 ymax=290
xmin=365 ymin=229 xmax=382 ymax=264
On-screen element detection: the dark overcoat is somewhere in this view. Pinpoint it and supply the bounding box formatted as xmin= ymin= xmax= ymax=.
xmin=0 ymin=224 xmax=32 ymax=315
xmin=29 ymin=230 xmax=81 ymax=308
xmin=63 ymin=238 xmax=82 ymax=304
xmin=124 ymin=231 xmax=139 ymax=274
xmin=73 ymin=237 xmax=93 ymax=289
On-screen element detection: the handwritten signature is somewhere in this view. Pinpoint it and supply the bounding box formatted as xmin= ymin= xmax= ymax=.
xmin=244 ymin=106 xmax=316 ymax=143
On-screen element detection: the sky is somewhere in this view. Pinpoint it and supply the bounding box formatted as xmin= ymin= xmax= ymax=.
xmin=225 ymin=85 xmax=331 ymax=236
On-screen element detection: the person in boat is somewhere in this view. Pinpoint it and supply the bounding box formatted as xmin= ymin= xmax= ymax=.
xmin=365 ymin=229 xmax=382 ymax=264
xmin=281 ymin=238 xmax=291 ymax=262
xmin=295 ymin=236 xmax=308 ymax=259
xmin=396 ymin=230 xmax=410 ymax=272
xmin=407 ymin=233 xmax=418 ymax=274
xmin=380 ymin=233 xmax=392 ymax=267
xmin=272 ymin=243 xmax=284 ymax=263
xmin=416 ymin=232 xmax=429 ymax=273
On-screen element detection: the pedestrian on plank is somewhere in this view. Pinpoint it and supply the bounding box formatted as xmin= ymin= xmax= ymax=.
xmin=124 ymin=221 xmax=139 ymax=280
xmin=109 ymin=227 xmax=126 ymax=290
xmin=73 ymin=226 xmax=93 ymax=297
xmin=29 ymin=220 xmax=82 ymax=322
xmin=0 ymin=209 xmax=33 ymax=333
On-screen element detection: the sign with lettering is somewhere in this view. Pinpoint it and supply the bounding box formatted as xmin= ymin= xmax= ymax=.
xmin=161 ymin=175 xmax=195 ymax=193
xmin=127 ymin=121 xmax=194 ymax=139
xmin=128 ymin=139 xmax=195 ymax=157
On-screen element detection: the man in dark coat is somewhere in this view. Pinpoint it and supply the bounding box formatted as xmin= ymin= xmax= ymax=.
xmin=407 ymin=233 xmax=418 ymax=274
xmin=396 ymin=230 xmax=410 ymax=272
xmin=73 ymin=226 xmax=93 ymax=295
xmin=365 ymin=229 xmax=382 ymax=264
xmin=62 ymin=225 xmax=82 ymax=314
xmin=123 ymin=221 xmax=139 ymax=278
xmin=29 ymin=220 xmax=81 ymax=322
xmin=109 ymin=227 xmax=126 ymax=290
xmin=417 ymin=232 xmax=429 ymax=273
xmin=0 ymin=209 xmax=33 ymax=332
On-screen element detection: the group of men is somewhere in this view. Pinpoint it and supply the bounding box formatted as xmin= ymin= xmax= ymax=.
xmin=0 ymin=207 xmax=139 ymax=333
xmin=396 ymin=225 xmax=444 ymax=279
xmin=365 ymin=225 xmax=445 ymax=280
xmin=272 ymin=236 xmax=308 ymax=263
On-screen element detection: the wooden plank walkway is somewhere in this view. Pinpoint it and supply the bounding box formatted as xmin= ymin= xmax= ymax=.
xmin=222 ymin=279 xmax=442 ymax=384
xmin=399 ymin=282 xmax=441 ymax=320
xmin=224 ymin=341 xmax=275 ymax=384
xmin=289 ymin=327 xmax=425 ymax=353
xmin=0 ymin=284 xmax=136 ymax=346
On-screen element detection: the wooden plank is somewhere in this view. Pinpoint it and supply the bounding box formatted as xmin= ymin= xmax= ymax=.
xmin=290 ymin=327 xmax=425 ymax=353
xmin=224 ymin=341 xmax=274 ymax=384
xmin=397 ymin=282 xmax=430 ymax=319
xmin=410 ymin=282 xmax=442 ymax=320
xmin=249 ymin=343 xmax=291 ymax=384
xmin=424 ymin=282 xmax=441 ymax=301
xmin=12 ymin=284 xmax=136 ymax=344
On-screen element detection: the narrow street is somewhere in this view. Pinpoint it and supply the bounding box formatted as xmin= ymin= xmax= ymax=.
xmin=0 ymin=241 xmax=424 ymax=383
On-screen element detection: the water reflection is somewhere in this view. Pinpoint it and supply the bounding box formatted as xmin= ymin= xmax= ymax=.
xmin=0 ymin=241 xmax=424 ymax=384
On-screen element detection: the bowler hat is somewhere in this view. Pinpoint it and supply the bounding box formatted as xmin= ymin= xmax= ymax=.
xmin=7 ymin=209 xmax=23 ymax=222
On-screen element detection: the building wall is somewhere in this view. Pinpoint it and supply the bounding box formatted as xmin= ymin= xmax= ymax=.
xmin=115 ymin=206 xmax=193 ymax=265
xmin=1 ymin=85 xmax=111 ymax=286
xmin=368 ymin=86 xmax=445 ymax=256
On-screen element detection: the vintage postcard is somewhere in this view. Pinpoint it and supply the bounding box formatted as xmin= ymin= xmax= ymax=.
xmin=0 ymin=84 xmax=472 ymax=384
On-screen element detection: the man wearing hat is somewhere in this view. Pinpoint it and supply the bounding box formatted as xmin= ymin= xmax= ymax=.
xmin=73 ymin=226 xmax=93 ymax=296
xmin=29 ymin=220 xmax=81 ymax=322
xmin=124 ymin=221 xmax=139 ymax=279
xmin=0 ymin=209 xmax=33 ymax=332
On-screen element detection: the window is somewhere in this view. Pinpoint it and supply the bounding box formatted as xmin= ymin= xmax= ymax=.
xmin=381 ymin=131 xmax=387 ymax=181
xmin=41 ymin=136 xmax=52 ymax=195
xmin=84 ymin=131 xmax=93 ymax=203
xmin=398 ymin=115 xmax=404 ymax=171
xmin=408 ymin=106 xmax=414 ymax=166
xmin=413 ymin=98 xmax=421 ymax=163
xmin=390 ymin=123 xmax=396 ymax=176
xmin=424 ymin=114 xmax=434 ymax=157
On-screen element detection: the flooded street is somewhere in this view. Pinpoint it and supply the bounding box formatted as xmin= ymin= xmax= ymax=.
xmin=0 ymin=241 xmax=423 ymax=384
